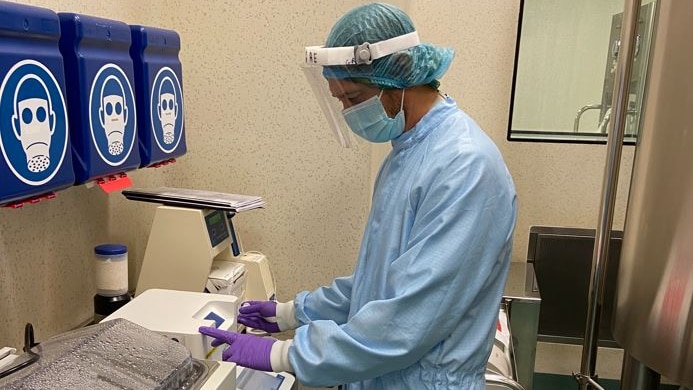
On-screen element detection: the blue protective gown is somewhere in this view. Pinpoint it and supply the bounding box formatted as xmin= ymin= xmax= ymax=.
xmin=289 ymin=97 xmax=517 ymax=389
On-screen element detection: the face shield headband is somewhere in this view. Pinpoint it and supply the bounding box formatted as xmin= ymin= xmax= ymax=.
xmin=305 ymin=31 xmax=420 ymax=66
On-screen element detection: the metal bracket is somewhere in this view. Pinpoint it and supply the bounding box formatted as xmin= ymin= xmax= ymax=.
xmin=573 ymin=372 xmax=606 ymax=390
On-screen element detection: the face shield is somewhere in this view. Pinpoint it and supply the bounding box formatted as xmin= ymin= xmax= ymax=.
xmin=302 ymin=31 xmax=420 ymax=148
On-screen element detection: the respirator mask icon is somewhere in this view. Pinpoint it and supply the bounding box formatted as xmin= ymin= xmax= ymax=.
xmin=11 ymin=75 xmax=55 ymax=173
xmin=157 ymin=77 xmax=178 ymax=145
xmin=99 ymin=75 xmax=128 ymax=156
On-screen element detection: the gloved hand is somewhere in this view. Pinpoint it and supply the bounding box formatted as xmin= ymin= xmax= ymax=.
xmin=237 ymin=300 xmax=281 ymax=333
xmin=199 ymin=326 xmax=275 ymax=372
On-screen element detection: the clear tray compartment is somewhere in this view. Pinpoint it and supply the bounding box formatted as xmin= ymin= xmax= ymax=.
xmin=0 ymin=318 xmax=194 ymax=389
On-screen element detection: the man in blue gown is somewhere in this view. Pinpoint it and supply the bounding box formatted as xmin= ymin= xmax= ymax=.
xmin=201 ymin=3 xmax=517 ymax=389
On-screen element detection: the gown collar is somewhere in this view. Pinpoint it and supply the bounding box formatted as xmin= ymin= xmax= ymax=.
xmin=391 ymin=95 xmax=457 ymax=152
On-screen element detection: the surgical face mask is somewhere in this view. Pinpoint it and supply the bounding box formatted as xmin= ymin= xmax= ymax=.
xmin=342 ymin=89 xmax=405 ymax=143
xmin=13 ymin=97 xmax=55 ymax=173
xmin=158 ymin=92 xmax=177 ymax=144
xmin=100 ymin=94 xmax=126 ymax=155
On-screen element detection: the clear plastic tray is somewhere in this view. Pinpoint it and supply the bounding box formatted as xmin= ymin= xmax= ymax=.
xmin=0 ymin=319 xmax=194 ymax=389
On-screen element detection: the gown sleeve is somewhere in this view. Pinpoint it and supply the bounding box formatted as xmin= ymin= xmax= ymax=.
xmin=294 ymin=274 xmax=354 ymax=326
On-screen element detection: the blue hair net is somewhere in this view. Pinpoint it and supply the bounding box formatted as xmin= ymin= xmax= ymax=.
xmin=323 ymin=2 xmax=454 ymax=89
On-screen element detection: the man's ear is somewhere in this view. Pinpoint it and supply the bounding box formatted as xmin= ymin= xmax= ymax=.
xmin=49 ymin=110 xmax=56 ymax=135
xmin=12 ymin=113 xmax=21 ymax=140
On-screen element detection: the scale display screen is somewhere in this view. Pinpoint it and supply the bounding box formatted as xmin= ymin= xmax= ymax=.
xmin=205 ymin=210 xmax=229 ymax=247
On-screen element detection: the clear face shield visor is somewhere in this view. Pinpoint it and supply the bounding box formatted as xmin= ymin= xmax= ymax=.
xmin=302 ymin=31 xmax=420 ymax=148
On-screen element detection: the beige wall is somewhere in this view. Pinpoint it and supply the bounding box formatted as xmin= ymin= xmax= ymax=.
xmin=0 ymin=1 xmax=633 ymax=367
xmin=397 ymin=0 xmax=634 ymax=263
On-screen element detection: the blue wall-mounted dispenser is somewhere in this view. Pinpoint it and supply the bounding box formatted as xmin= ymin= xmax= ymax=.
xmin=58 ymin=13 xmax=140 ymax=184
xmin=0 ymin=2 xmax=75 ymax=206
xmin=130 ymin=25 xmax=186 ymax=167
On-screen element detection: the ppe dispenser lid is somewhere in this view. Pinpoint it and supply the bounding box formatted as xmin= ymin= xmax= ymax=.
xmin=130 ymin=25 xmax=186 ymax=167
xmin=0 ymin=3 xmax=59 ymax=36
xmin=130 ymin=25 xmax=181 ymax=52
xmin=57 ymin=13 xmax=141 ymax=184
xmin=94 ymin=243 xmax=127 ymax=255
xmin=0 ymin=2 xmax=75 ymax=206
xmin=58 ymin=13 xmax=133 ymax=46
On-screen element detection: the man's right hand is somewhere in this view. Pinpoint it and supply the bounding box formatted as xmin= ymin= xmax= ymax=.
xmin=237 ymin=300 xmax=281 ymax=333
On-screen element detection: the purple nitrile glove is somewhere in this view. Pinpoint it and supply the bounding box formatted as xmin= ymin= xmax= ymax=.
xmin=199 ymin=326 xmax=275 ymax=372
xmin=237 ymin=300 xmax=280 ymax=333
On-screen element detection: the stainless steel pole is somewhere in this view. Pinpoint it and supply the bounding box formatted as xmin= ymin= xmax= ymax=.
xmin=578 ymin=0 xmax=641 ymax=389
